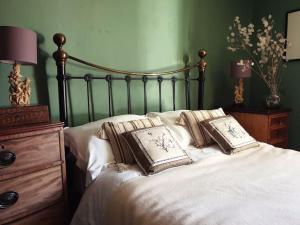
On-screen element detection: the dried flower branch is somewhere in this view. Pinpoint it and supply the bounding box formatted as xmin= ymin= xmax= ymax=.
xmin=227 ymin=15 xmax=290 ymax=94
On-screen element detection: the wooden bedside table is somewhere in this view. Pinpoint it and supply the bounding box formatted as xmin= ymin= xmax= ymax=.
xmin=0 ymin=122 xmax=67 ymax=225
xmin=225 ymin=108 xmax=291 ymax=148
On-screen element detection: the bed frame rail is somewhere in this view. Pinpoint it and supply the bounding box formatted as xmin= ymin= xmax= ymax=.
xmin=53 ymin=33 xmax=207 ymax=127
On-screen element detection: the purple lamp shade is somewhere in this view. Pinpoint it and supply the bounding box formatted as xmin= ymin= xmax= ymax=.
xmin=231 ymin=60 xmax=252 ymax=79
xmin=0 ymin=26 xmax=37 ymax=65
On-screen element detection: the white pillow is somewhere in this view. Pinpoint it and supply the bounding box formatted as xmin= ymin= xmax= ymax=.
xmin=85 ymin=136 xmax=114 ymax=186
xmin=146 ymin=110 xmax=193 ymax=147
xmin=64 ymin=114 xmax=146 ymax=184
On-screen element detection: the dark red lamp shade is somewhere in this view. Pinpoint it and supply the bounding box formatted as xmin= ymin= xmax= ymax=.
xmin=231 ymin=60 xmax=252 ymax=79
xmin=0 ymin=26 xmax=37 ymax=65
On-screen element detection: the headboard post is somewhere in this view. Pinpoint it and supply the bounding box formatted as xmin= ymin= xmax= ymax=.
xmin=197 ymin=49 xmax=207 ymax=110
xmin=53 ymin=33 xmax=68 ymax=126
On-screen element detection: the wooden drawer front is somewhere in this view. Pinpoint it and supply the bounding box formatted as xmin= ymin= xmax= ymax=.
xmin=269 ymin=113 xmax=289 ymax=148
xmin=0 ymin=132 xmax=61 ymax=178
xmin=269 ymin=128 xmax=288 ymax=141
xmin=0 ymin=166 xmax=63 ymax=224
xmin=7 ymin=202 xmax=65 ymax=225
xmin=269 ymin=128 xmax=288 ymax=147
xmin=269 ymin=114 xmax=288 ymax=130
xmin=274 ymin=141 xmax=288 ymax=148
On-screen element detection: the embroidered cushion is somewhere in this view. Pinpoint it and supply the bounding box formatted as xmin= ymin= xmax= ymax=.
xmin=201 ymin=115 xmax=259 ymax=154
xmin=178 ymin=108 xmax=226 ymax=147
xmin=100 ymin=117 xmax=163 ymax=164
xmin=122 ymin=125 xmax=192 ymax=174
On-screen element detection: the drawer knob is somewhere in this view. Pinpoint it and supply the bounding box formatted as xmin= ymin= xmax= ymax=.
xmin=0 ymin=191 xmax=19 ymax=209
xmin=0 ymin=150 xmax=16 ymax=167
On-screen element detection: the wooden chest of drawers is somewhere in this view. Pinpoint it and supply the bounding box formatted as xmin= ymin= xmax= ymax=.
xmin=0 ymin=122 xmax=67 ymax=225
xmin=225 ymin=108 xmax=290 ymax=148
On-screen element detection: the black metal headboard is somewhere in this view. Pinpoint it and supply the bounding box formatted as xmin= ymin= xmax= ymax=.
xmin=52 ymin=33 xmax=207 ymax=127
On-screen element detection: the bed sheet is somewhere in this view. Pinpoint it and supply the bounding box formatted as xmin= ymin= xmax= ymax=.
xmin=71 ymin=143 xmax=300 ymax=225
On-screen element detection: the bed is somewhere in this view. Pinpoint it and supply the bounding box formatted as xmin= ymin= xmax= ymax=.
xmin=52 ymin=33 xmax=300 ymax=225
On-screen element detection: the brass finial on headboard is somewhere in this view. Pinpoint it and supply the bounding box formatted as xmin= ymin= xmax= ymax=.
xmin=198 ymin=49 xmax=207 ymax=72
xmin=53 ymin=33 xmax=66 ymax=48
xmin=53 ymin=33 xmax=68 ymax=64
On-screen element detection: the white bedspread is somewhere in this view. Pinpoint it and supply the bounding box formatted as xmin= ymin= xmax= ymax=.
xmin=71 ymin=143 xmax=300 ymax=225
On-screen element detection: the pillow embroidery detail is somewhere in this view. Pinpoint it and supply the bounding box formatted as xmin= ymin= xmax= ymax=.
xmin=132 ymin=127 xmax=187 ymax=164
xmin=225 ymin=120 xmax=247 ymax=139
xmin=201 ymin=116 xmax=259 ymax=154
xmin=122 ymin=126 xmax=192 ymax=174
xmin=147 ymin=130 xmax=176 ymax=152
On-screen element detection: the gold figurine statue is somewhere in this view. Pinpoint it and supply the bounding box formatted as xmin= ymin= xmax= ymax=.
xmin=8 ymin=63 xmax=31 ymax=106
xmin=234 ymin=78 xmax=244 ymax=104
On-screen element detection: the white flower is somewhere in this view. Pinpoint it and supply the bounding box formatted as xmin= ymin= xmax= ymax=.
xmin=262 ymin=18 xmax=268 ymax=27
xmin=227 ymin=47 xmax=237 ymax=52
xmin=259 ymin=36 xmax=267 ymax=45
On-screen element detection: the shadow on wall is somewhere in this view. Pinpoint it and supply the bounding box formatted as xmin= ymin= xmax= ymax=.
xmin=35 ymin=32 xmax=50 ymax=111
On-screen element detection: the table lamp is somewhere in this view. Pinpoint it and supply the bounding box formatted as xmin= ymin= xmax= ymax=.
xmin=230 ymin=59 xmax=252 ymax=106
xmin=0 ymin=26 xmax=37 ymax=106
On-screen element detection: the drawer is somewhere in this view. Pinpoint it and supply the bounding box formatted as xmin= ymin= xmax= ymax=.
xmin=274 ymin=141 xmax=288 ymax=148
xmin=0 ymin=132 xmax=61 ymax=179
xmin=269 ymin=114 xmax=288 ymax=130
xmin=269 ymin=137 xmax=288 ymax=146
xmin=7 ymin=202 xmax=65 ymax=225
xmin=269 ymin=128 xmax=288 ymax=140
xmin=0 ymin=166 xmax=63 ymax=224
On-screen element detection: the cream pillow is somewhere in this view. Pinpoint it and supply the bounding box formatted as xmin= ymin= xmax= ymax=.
xmin=146 ymin=110 xmax=193 ymax=147
xmin=201 ymin=115 xmax=259 ymax=154
xmin=100 ymin=117 xmax=163 ymax=164
xmin=122 ymin=125 xmax=192 ymax=174
xmin=178 ymin=108 xmax=226 ymax=147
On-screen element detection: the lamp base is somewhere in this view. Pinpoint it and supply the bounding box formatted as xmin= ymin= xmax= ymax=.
xmin=8 ymin=63 xmax=31 ymax=106
xmin=234 ymin=78 xmax=244 ymax=104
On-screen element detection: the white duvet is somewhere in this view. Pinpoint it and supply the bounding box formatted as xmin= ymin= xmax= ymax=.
xmin=71 ymin=143 xmax=300 ymax=225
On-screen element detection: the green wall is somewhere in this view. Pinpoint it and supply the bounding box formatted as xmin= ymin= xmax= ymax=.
xmin=1 ymin=0 xmax=299 ymax=148
xmin=250 ymin=0 xmax=300 ymax=149
xmin=0 ymin=0 xmax=253 ymax=125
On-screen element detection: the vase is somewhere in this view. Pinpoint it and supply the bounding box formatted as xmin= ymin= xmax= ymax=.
xmin=265 ymin=93 xmax=281 ymax=109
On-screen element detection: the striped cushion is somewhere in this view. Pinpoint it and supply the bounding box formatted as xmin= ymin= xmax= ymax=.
xmin=178 ymin=108 xmax=225 ymax=147
xmin=101 ymin=117 xmax=163 ymax=163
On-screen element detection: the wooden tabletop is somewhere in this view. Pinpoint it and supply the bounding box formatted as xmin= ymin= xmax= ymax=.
xmin=224 ymin=106 xmax=291 ymax=115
